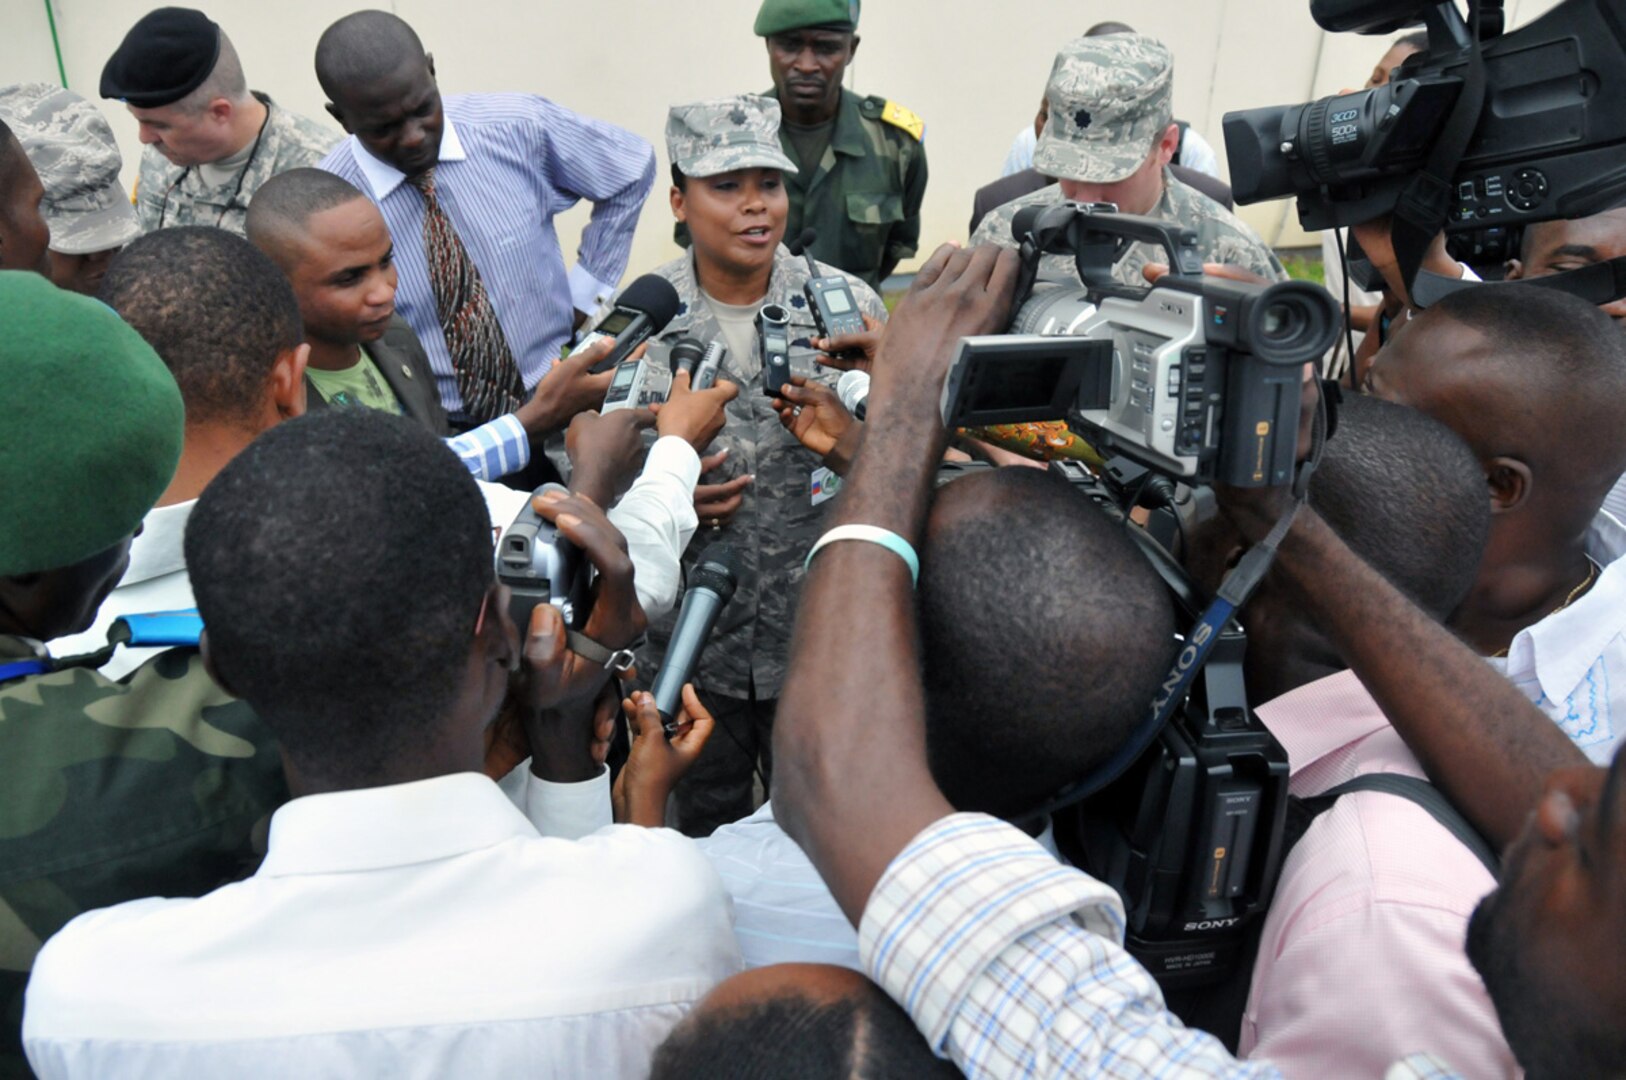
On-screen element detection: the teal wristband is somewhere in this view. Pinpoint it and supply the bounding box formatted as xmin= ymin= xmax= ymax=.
xmin=804 ymin=524 xmax=920 ymax=587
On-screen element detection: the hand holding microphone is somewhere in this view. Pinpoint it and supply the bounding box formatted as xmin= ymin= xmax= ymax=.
xmin=650 ymin=544 xmax=740 ymax=733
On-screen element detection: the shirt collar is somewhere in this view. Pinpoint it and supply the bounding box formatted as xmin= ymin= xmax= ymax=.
xmin=257 ymin=772 xmax=536 ymax=877
xmin=123 ymin=500 xmax=194 ymax=587
xmin=354 ymin=113 xmax=467 ymax=200
xmin=1503 ymin=510 xmax=1626 ymax=702
xmin=766 ymin=88 xmax=867 ymax=160
xmin=1253 ymin=668 xmax=1389 ymax=777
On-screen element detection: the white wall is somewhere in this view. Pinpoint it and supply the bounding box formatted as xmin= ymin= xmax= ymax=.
xmin=2 ymin=0 xmax=1565 ymax=271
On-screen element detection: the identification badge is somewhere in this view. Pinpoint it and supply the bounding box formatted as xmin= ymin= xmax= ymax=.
xmin=811 ymin=466 xmax=842 ymax=506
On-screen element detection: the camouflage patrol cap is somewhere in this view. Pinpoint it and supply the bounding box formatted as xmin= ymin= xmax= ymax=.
xmin=0 ymin=272 xmax=184 ymax=578
xmin=666 ymin=95 xmax=798 ymax=179
xmin=1033 ymin=33 xmax=1175 ymax=185
xmin=0 ymin=84 xmax=141 ymax=256
xmin=754 ymin=0 xmax=859 ymax=36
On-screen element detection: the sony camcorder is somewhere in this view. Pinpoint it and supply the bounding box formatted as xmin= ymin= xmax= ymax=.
xmin=495 ymin=483 xmax=591 ymax=632
xmin=941 ymin=203 xmax=1339 ymax=487
xmin=1224 ymin=0 xmax=1626 ymax=237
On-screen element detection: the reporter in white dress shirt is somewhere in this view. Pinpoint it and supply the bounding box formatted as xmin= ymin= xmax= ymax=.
xmin=698 ymin=463 xmax=1166 ymax=971
xmin=23 ymin=408 xmax=739 ymax=1079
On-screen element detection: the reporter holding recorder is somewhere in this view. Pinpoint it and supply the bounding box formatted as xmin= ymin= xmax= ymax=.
xmin=619 ymin=94 xmax=887 ymax=837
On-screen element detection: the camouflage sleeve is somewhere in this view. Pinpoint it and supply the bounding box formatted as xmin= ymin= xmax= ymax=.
xmin=881 ymin=139 xmax=927 ymax=281
xmin=854 ymin=276 xmax=888 ymax=323
xmin=134 ymin=150 xmax=168 ymax=233
xmin=970 ymin=201 xmax=1019 ymax=251
xmin=1210 ymin=225 xmax=1289 ymax=283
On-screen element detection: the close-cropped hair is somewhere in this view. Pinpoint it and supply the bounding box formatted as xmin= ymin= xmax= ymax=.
xmin=315 ymin=10 xmax=427 ymax=101
xmin=246 ymin=167 xmax=369 ymax=257
xmin=185 ymin=409 xmax=493 ymax=781
xmin=919 ymin=467 xmax=1177 ymax=820
xmin=98 ymin=227 xmax=304 ymax=426
xmin=1311 ymin=393 xmax=1489 ymax=620
xmin=650 ymin=988 xmax=960 ymax=1079
xmin=175 ymin=31 xmax=251 ymax=111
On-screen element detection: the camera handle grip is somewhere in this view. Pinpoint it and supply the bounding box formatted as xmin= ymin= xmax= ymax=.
xmin=1067 ymin=208 xmax=1206 ymax=286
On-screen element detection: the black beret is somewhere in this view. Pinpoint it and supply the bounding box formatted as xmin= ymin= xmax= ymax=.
xmin=99 ymin=7 xmax=221 ymax=108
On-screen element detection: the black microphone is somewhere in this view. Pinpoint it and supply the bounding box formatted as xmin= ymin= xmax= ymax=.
xmin=668 ymin=337 xmax=705 ymax=378
xmin=652 ymin=544 xmax=740 ymax=732
xmin=787 ymin=227 xmax=817 ymax=256
xmin=576 ymin=275 xmax=682 ymax=373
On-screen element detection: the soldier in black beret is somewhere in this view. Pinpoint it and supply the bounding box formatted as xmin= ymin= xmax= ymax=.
xmin=100 ymin=6 xmax=338 ymax=236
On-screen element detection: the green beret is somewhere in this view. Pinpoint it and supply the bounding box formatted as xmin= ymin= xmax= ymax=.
xmin=754 ymin=0 xmax=860 ymax=36
xmin=0 ymin=272 xmax=184 ymax=577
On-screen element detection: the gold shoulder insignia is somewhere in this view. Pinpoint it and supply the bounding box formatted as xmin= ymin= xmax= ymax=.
xmin=880 ymin=100 xmax=925 ymax=142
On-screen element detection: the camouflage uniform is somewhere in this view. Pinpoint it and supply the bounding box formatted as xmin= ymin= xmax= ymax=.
xmin=631 ymin=96 xmax=886 ymax=832
xmin=134 ymin=93 xmax=338 ymax=236
xmin=971 ymin=33 xmax=1284 ymax=285
xmin=0 ymin=639 xmax=286 ymax=1075
xmin=0 ymin=84 xmax=141 ymax=256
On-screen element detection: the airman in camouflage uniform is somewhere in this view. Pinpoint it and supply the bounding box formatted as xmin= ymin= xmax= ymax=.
xmin=675 ymin=0 xmax=926 ymax=289
xmin=130 ymin=94 xmax=338 ymax=236
xmin=99 ymin=7 xmax=338 ymax=236
xmin=0 ymin=84 xmax=142 ymax=296
xmin=971 ymin=33 xmax=1285 ymax=286
xmin=636 ymin=96 xmax=887 ymax=835
xmin=0 ymin=274 xmax=285 ymax=1074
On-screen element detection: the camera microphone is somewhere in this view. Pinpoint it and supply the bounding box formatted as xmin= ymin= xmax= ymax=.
xmin=651 ymin=544 xmax=740 ymax=733
xmin=575 ymin=274 xmax=682 ymax=374
xmin=787 ymin=227 xmax=817 ymax=256
xmin=837 ymin=370 xmax=869 ymax=420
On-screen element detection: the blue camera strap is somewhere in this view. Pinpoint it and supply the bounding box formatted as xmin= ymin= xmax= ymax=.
xmin=0 ymin=658 xmax=51 ymax=684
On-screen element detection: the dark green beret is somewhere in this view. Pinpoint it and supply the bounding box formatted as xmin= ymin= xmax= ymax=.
xmin=754 ymin=0 xmax=860 ymax=36
xmin=100 ymin=7 xmax=221 ymax=109
xmin=0 ymin=272 xmax=184 ymax=577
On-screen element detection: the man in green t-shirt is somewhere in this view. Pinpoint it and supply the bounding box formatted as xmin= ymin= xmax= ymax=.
xmin=247 ymin=168 xmax=610 ymax=450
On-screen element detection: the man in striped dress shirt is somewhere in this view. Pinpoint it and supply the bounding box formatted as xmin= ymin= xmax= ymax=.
xmin=314 ymin=10 xmax=655 ymax=429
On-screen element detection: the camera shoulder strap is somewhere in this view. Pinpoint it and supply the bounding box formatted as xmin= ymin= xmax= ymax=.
xmin=1390 ymin=0 xmax=1488 ymax=296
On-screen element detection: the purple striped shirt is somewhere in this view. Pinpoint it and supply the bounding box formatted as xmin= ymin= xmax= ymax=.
xmin=320 ymin=93 xmax=655 ymax=415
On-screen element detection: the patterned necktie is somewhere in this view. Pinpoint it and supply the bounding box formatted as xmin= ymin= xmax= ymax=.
xmin=408 ymin=168 xmax=524 ymax=421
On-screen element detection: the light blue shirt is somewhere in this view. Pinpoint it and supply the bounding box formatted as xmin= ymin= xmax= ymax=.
xmin=320 ymin=94 xmax=655 ymax=415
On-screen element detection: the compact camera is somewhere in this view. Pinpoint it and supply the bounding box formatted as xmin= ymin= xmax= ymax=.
xmin=495 ymin=483 xmax=591 ymax=632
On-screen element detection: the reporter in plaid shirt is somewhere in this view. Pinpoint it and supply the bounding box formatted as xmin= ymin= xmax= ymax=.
xmin=772 ymin=242 xmax=1624 ymax=1080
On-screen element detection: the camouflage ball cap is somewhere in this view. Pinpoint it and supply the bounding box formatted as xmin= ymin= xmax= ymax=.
xmin=1033 ymin=33 xmax=1175 ymax=185
xmin=0 ymin=272 xmax=184 ymax=577
xmin=667 ymin=96 xmax=798 ymax=179
xmin=0 ymin=83 xmax=141 ymax=255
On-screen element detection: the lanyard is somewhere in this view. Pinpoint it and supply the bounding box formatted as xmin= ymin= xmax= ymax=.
xmin=0 ymin=658 xmax=50 ymax=684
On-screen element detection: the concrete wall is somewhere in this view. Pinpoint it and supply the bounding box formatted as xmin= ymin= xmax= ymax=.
xmin=2 ymin=0 xmax=1566 ymax=271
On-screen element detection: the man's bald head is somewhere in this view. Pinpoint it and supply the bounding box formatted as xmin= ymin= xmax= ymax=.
xmin=246 ymin=168 xmax=370 ymax=269
xmin=314 ymin=10 xmax=428 ymax=102
xmin=650 ymin=964 xmax=958 ymax=1079
xmin=1367 ymin=283 xmax=1626 ymax=530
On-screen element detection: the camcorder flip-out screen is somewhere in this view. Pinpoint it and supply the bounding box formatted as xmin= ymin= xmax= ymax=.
xmin=941 ymin=335 xmax=1114 ymax=429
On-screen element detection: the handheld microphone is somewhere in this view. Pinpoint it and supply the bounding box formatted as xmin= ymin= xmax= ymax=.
xmin=787 ymin=227 xmax=817 ymax=256
xmin=693 ymin=341 xmax=725 ymax=390
xmin=652 ymin=544 xmax=741 ymax=733
xmin=837 ymin=370 xmax=870 ymax=421
xmin=668 ymin=337 xmax=705 ymax=378
xmin=575 ymin=275 xmax=682 ymax=374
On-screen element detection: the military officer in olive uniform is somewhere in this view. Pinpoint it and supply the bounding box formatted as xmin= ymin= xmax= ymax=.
xmin=0 ymin=273 xmax=286 ymax=1072
xmin=631 ymin=95 xmax=887 ymax=836
xmin=676 ymin=0 xmax=926 ymax=290
xmin=100 ymin=7 xmax=338 ymax=236
xmin=972 ymin=33 xmax=1285 ymax=288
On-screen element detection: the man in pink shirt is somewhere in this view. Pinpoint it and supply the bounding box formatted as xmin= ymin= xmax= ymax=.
xmin=1188 ymin=393 xmax=1517 ymax=1076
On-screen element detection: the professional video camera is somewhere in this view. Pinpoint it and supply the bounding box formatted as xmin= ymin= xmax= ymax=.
xmin=1224 ymin=0 xmax=1626 ymax=299
xmin=941 ymin=202 xmax=1340 ymax=488
xmin=935 ymin=457 xmax=1291 ymax=993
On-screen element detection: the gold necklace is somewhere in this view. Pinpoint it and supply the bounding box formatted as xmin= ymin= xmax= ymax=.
xmin=1491 ymin=557 xmax=1600 ymax=658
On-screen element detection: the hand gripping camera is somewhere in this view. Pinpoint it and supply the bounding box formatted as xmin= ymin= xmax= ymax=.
xmin=941 ymin=202 xmax=1339 ymax=487
xmin=495 ymin=483 xmax=591 ymax=632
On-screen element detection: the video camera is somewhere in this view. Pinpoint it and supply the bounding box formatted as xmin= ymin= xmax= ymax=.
xmin=941 ymin=202 xmax=1339 ymax=487
xmin=495 ymin=483 xmax=591 ymax=632
xmin=935 ymin=458 xmax=1291 ymax=992
xmin=1224 ymin=0 xmax=1626 ymax=293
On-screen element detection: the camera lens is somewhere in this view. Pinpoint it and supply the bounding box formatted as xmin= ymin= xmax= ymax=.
xmin=1247 ymin=281 xmax=1338 ymax=365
